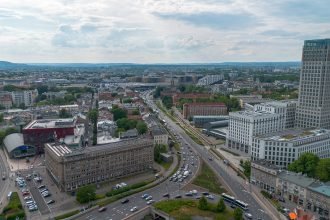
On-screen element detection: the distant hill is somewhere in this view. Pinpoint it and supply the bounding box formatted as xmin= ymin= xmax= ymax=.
xmin=0 ymin=61 xmax=28 ymax=69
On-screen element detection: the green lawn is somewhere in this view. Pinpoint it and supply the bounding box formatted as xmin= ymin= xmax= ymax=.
xmin=1 ymin=192 xmax=25 ymax=220
xmin=154 ymin=199 xmax=234 ymax=220
xmin=192 ymin=161 xmax=226 ymax=194
xmin=159 ymin=161 xmax=172 ymax=171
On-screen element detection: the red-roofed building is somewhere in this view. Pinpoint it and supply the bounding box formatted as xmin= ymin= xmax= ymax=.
xmin=183 ymin=102 xmax=227 ymax=119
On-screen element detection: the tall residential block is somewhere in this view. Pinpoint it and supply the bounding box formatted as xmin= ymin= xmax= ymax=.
xmin=296 ymin=39 xmax=330 ymax=129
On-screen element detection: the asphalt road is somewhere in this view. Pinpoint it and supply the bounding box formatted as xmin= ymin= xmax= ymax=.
xmin=0 ymin=150 xmax=10 ymax=207
xmin=76 ymin=136 xmax=200 ymax=220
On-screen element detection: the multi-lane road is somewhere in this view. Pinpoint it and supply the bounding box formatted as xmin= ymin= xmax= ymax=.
xmin=77 ymin=90 xmax=277 ymax=220
xmin=0 ymin=150 xmax=10 ymax=208
xmin=77 ymin=135 xmax=200 ymax=220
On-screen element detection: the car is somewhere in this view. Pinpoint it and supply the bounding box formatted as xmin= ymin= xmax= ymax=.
xmin=146 ymin=200 xmax=155 ymax=205
xmin=98 ymin=207 xmax=107 ymax=212
xmin=121 ymin=198 xmax=129 ymax=204
xmin=145 ymin=196 xmax=153 ymax=201
xmin=42 ymin=191 xmax=49 ymax=196
xmin=202 ymin=192 xmax=210 ymax=196
xmin=278 ymin=197 xmax=286 ymax=203
xmin=26 ymin=200 xmax=35 ymax=205
xmin=195 ymin=196 xmax=201 ymax=200
xmin=43 ymin=193 xmax=51 ymax=198
xmin=130 ymin=206 xmax=138 ymax=212
xmin=40 ymin=188 xmax=48 ymax=193
xmin=230 ymin=203 xmax=236 ymax=209
xmin=206 ymin=195 xmax=214 ymax=200
xmin=185 ymin=192 xmax=193 ymax=196
xmin=47 ymin=200 xmax=55 ymax=205
xmin=244 ymin=213 xmax=253 ymax=219
xmin=24 ymin=196 xmax=32 ymax=201
xmin=163 ymin=193 xmax=170 ymax=198
xmin=38 ymin=185 xmax=46 ymax=189
xmin=208 ymin=157 xmax=213 ymax=161
xmin=141 ymin=194 xmax=149 ymax=199
xmin=174 ymin=195 xmax=182 ymax=199
xmin=22 ymin=192 xmax=30 ymax=196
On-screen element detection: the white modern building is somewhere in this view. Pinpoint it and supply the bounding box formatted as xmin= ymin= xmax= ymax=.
xmin=11 ymin=89 xmax=38 ymax=107
xmin=254 ymin=100 xmax=297 ymax=128
xmin=296 ymin=39 xmax=330 ymax=129
xmin=226 ymin=110 xmax=285 ymax=154
xmin=197 ymin=74 xmax=224 ymax=86
xmin=251 ymin=128 xmax=330 ymax=168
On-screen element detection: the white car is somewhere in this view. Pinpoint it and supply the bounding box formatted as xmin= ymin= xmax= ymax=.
xmin=245 ymin=213 xmax=253 ymax=219
xmin=130 ymin=206 xmax=138 ymax=212
xmin=146 ymin=200 xmax=155 ymax=205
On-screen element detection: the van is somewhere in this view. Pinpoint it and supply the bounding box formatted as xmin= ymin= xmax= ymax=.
xmin=7 ymin=191 xmax=12 ymax=199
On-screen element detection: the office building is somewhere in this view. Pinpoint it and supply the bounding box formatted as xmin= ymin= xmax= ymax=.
xmin=192 ymin=115 xmax=229 ymax=127
xmin=45 ymin=138 xmax=154 ymax=191
xmin=296 ymin=39 xmax=330 ymax=129
xmin=226 ymin=110 xmax=285 ymax=154
xmin=252 ymin=128 xmax=330 ymax=168
xmin=251 ymin=160 xmax=279 ymax=193
xmin=183 ymin=102 xmax=227 ymax=119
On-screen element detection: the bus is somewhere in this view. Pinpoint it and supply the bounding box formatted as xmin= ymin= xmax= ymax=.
xmin=221 ymin=193 xmax=236 ymax=203
xmin=222 ymin=193 xmax=249 ymax=211
xmin=235 ymin=199 xmax=249 ymax=211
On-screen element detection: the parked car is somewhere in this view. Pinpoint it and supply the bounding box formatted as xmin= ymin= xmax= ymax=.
xmin=121 ymin=198 xmax=129 ymax=204
xmin=130 ymin=206 xmax=138 ymax=212
xmin=146 ymin=200 xmax=155 ymax=205
xmin=245 ymin=213 xmax=253 ymax=219
xmin=47 ymin=200 xmax=55 ymax=205
xmin=98 ymin=207 xmax=107 ymax=212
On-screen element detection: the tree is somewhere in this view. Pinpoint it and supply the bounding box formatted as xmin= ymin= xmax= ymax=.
xmin=316 ymin=158 xmax=330 ymax=181
xmin=216 ymin=198 xmax=226 ymax=212
xmin=132 ymin=109 xmax=140 ymax=115
xmin=111 ymin=108 xmax=127 ymax=121
xmin=233 ymin=207 xmax=243 ymax=220
xmin=18 ymin=103 xmax=26 ymax=110
xmin=88 ymin=109 xmax=98 ymax=124
xmin=59 ymin=109 xmax=71 ymax=118
xmin=198 ymin=196 xmax=208 ymax=210
xmin=36 ymin=85 xmax=48 ymax=94
xmin=136 ymin=121 xmax=147 ymax=135
xmin=0 ymin=113 xmax=3 ymax=123
xmin=288 ymin=153 xmax=320 ymax=178
xmin=154 ymin=144 xmax=167 ymax=163
xmin=161 ymin=96 xmax=173 ymax=109
xmin=76 ymin=185 xmax=96 ymax=204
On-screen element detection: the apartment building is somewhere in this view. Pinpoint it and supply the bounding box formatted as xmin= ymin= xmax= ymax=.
xmin=251 ymin=128 xmax=330 ymax=168
xmin=11 ymin=89 xmax=38 ymax=107
xmin=183 ymin=102 xmax=227 ymax=119
xmin=45 ymin=138 xmax=154 ymax=192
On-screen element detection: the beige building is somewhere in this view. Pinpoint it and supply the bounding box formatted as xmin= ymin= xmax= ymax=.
xmin=151 ymin=125 xmax=168 ymax=146
xmin=45 ymin=138 xmax=154 ymax=192
xmin=251 ymin=160 xmax=279 ymax=193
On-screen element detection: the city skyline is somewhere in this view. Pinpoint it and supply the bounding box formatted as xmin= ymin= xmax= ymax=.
xmin=0 ymin=0 xmax=330 ymax=63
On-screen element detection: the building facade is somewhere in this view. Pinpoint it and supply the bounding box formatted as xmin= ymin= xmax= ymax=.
xmin=226 ymin=110 xmax=285 ymax=154
xmin=197 ymin=74 xmax=224 ymax=86
xmin=183 ymin=102 xmax=227 ymax=119
xmin=45 ymin=138 xmax=154 ymax=191
xmin=296 ymin=39 xmax=330 ymax=129
xmin=250 ymin=160 xmax=279 ymax=193
xmin=192 ymin=115 xmax=229 ymax=127
xmin=151 ymin=125 xmax=168 ymax=146
xmin=251 ymin=128 xmax=330 ymax=168
xmin=11 ymin=89 xmax=38 ymax=107
xmin=307 ymin=182 xmax=330 ymax=217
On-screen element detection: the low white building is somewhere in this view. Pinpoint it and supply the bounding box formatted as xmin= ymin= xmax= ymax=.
xmin=252 ymin=128 xmax=330 ymax=168
xmin=197 ymin=74 xmax=224 ymax=86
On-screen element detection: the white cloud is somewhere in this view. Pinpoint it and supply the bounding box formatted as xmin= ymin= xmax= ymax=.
xmin=0 ymin=0 xmax=329 ymax=62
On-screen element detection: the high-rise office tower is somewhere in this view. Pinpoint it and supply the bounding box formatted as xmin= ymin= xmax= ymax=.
xmin=295 ymin=39 xmax=330 ymax=129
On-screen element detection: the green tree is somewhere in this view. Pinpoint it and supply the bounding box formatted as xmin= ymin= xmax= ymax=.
xmin=316 ymin=158 xmax=330 ymax=181
xmin=111 ymin=107 xmax=127 ymax=121
xmin=36 ymin=85 xmax=48 ymax=94
xmin=154 ymin=144 xmax=167 ymax=163
xmin=132 ymin=109 xmax=140 ymax=115
xmin=18 ymin=103 xmax=26 ymax=109
xmin=198 ymin=196 xmax=208 ymax=210
xmin=88 ymin=109 xmax=98 ymax=124
xmin=233 ymin=207 xmax=243 ymax=220
xmin=59 ymin=109 xmax=71 ymax=118
xmin=153 ymin=87 xmax=164 ymax=98
xmin=216 ymin=198 xmax=226 ymax=212
xmin=161 ymin=96 xmax=173 ymax=109
xmin=76 ymin=185 xmax=96 ymax=204
xmin=136 ymin=121 xmax=148 ymax=134
xmin=288 ymin=153 xmax=320 ymax=178
xmin=0 ymin=113 xmax=3 ymax=123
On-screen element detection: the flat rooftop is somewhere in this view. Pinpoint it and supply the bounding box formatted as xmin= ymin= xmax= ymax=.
xmin=252 ymin=159 xmax=279 ymax=171
xmin=308 ymin=182 xmax=330 ymax=197
xmin=24 ymin=118 xmax=76 ymax=129
xmin=278 ymin=171 xmax=315 ymax=188
xmin=230 ymin=110 xmax=274 ymax=117
xmin=256 ymin=128 xmax=330 ymax=142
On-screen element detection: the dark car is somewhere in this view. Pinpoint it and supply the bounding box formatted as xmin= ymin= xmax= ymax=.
xmin=163 ymin=193 xmax=170 ymax=198
xmin=202 ymin=192 xmax=210 ymax=196
xmin=174 ymin=195 xmax=182 ymax=199
xmin=121 ymin=198 xmax=129 ymax=204
xmin=47 ymin=200 xmax=55 ymax=205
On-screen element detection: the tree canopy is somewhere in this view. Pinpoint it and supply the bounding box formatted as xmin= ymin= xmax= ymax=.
xmin=233 ymin=207 xmax=243 ymax=220
xmin=198 ymin=196 xmax=208 ymax=210
xmin=288 ymin=153 xmax=320 ymax=178
xmin=136 ymin=121 xmax=147 ymax=134
xmin=76 ymin=185 xmax=96 ymax=204
xmin=111 ymin=107 xmax=127 ymax=121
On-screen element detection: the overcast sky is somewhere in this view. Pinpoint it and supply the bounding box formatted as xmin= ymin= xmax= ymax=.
xmin=0 ymin=0 xmax=329 ymax=63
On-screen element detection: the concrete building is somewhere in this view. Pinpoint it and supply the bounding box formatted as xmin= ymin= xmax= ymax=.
xmin=183 ymin=102 xmax=227 ymax=119
xmin=11 ymin=89 xmax=38 ymax=107
xmin=43 ymin=91 xmax=66 ymax=100
xmin=251 ymin=128 xmax=330 ymax=168
xmin=45 ymin=138 xmax=154 ymax=191
xmin=197 ymin=74 xmax=224 ymax=86
xmin=307 ymin=182 xmax=330 ymax=217
xmin=251 ymin=160 xmax=279 ymax=193
xmin=150 ymin=125 xmax=168 ymax=146
xmin=230 ymin=95 xmax=272 ymax=109
xmin=254 ymin=100 xmax=297 ymax=128
xmin=296 ymin=39 xmax=330 ymax=129
xmin=226 ymin=110 xmax=285 ymax=154
xmin=0 ymin=94 xmax=13 ymax=109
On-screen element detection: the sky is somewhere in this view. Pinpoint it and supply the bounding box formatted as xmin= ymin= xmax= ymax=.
xmin=0 ymin=0 xmax=330 ymax=63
